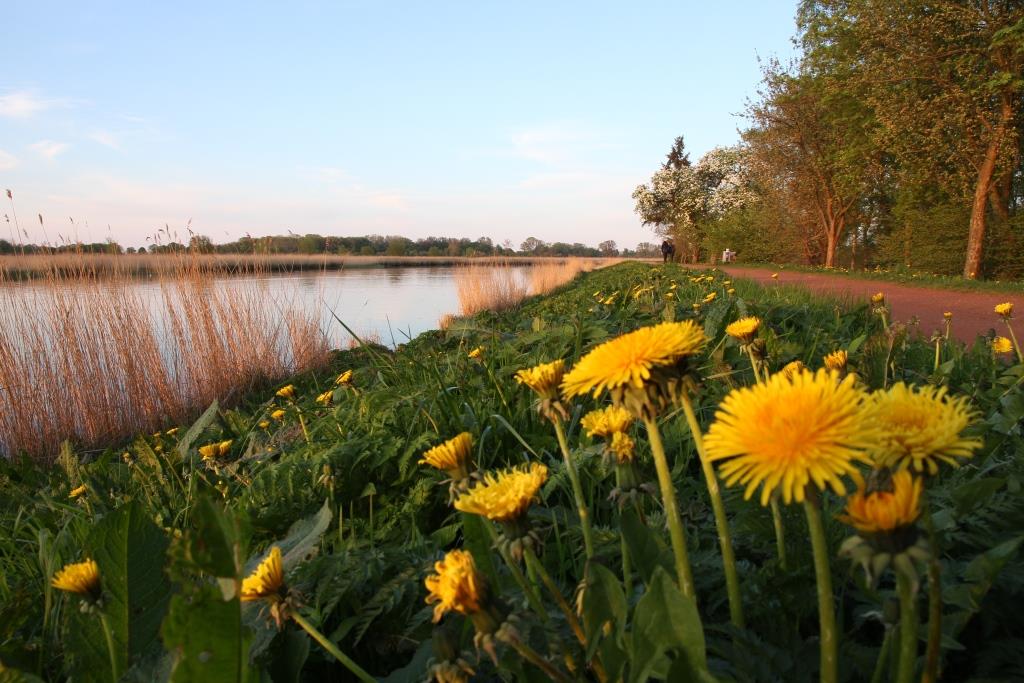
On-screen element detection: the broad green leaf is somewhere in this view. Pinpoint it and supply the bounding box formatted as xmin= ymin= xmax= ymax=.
xmin=265 ymin=628 xmax=309 ymax=683
xmin=628 ymin=568 xmax=709 ymax=683
xmin=951 ymin=477 xmax=1006 ymax=514
xmin=620 ymin=508 xmax=672 ymax=586
xmin=581 ymin=563 xmax=628 ymax=678
xmin=173 ymin=496 xmax=250 ymax=581
xmin=946 ymin=536 xmax=1024 ymax=636
xmin=162 ymin=585 xmax=255 ymax=683
xmin=66 ymin=502 xmax=171 ymax=682
xmin=176 ymin=400 xmax=221 ymax=462
xmin=460 ymin=512 xmax=502 ymax=591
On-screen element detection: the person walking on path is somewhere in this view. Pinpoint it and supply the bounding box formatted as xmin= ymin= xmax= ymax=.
xmin=661 ymin=239 xmax=675 ymax=264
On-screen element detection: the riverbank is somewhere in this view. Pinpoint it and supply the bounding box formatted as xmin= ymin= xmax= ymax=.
xmin=1 ymin=262 xmax=1021 ymax=681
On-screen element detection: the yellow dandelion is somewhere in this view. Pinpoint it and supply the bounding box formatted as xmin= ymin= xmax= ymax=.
xmin=771 ymin=273 xmax=779 ymax=280
xmin=515 ymin=359 xmax=565 ymax=399
xmin=943 ymin=312 xmax=953 ymax=321
xmin=995 ymin=302 xmax=1013 ymax=318
xmin=725 ymin=316 xmax=761 ymax=344
xmin=316 ymin=390 xmax=333 ymax=405
xmin=419 ymin=432 xmax=473 ymax=473
xmin=779 ymin=359 xmax=808 ymax=380
xmin=840 ymin=470 xmax=922 ymax=534
xmin=610 ymin=430 xmax=636 ymax=462
xmin=241 ymin=546 xmax=285 ymax=602
xmin=198 ymin=443 xmax=219 ymax=461
xmin=727 ymin=288 xmax=736 ymax=295
xmin=270 ymin=409 xmax=286 ymax=421
xmin=166 ymin=427 xmax=179 ymax=436
xmin=454 ymin=463 xmax=548 ymax=522
xmin=869 ymin=382 xmax=982 ymax=475
xmin=703 ymin=292 xmax=717 ymax=304
xmin=467 ymin=346 xmax=484 ymax=360
xmin=258 ymin=420 xmax=270 ymax=429
xmin=335 ymin=370 xmax=354 ymax=385
xmin=217 ymin=439 xmax=233 ymax=456
xmin=69 ymin=484 xmax=87 ymax=499
xmin=823 ymin=350 xmax=848 ymax=372
xmin=560 ymin=321 xmax=707 ymax=399
xmin=704 ymin=369 xmax=878 ymax=506
xmin=275 ymin=385 xmax=296 ymax=400
xmin=51 ymin=559 xmax=101 ymax=597
xmin=993 ymin=336 xmax=1013 ymax=354
xmin=870 ymin=292 xmax=885 ymax=304
xmin=424 ymin=549 xmax=484 ymax=622
xmin=580 ymin=405 xmax=634 ymax=438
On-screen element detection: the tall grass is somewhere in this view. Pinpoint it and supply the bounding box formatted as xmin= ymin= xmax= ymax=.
xmin=0 ymin=258 xmax=330 ymax=462
xmin=454 ymin=258 xmax=617 ymax=316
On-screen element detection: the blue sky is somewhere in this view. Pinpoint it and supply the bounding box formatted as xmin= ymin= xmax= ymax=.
xmin=0 ymin=1 xmax=798 ymax=249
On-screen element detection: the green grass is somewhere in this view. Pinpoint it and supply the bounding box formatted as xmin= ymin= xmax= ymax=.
xmin=734 ymin=261 xmax=1024 ymax=294
xmin=1 ymin=262 xmax=1023 ymax=681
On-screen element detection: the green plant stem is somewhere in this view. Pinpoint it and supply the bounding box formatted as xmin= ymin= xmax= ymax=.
xmin=615 ymin=467 xmax=633 ymax=600
xmin=679 ymin=396 xmax=744 ymax=628
xmin=98 ymin=612 xmax=120 ymax=683
xmin=804 ymin=498 xmax=838 ymax=683
xmin=294 ymin=404 xmax=311 ymax=444
xmin=506 ymin=637 xmax=573 ymax=683
xmin=552 ymin=417 xmax=594 ymax=560
xmin=896 ymin=570 xmax=918 ymax=683
xmin=770 ymin=496 xmax=787 ymax=570
xmin=933 ymin=339 xmax=941 ymax=374
xmin=484 ymin=523 xmax=548 ymax=622
xmin=746 ymin=346 xmax=764 ymax=384
xmin=869 ymin=626 xmax=894 ymax=683
xmin=922 ymin=504 xmax=942 ymax=683
xmin=291 ymin=610 xmax=377 ymax=683
xmin=524 ymin=548 xmax=585 ymax=645
xmin=642 ymin=416 xmax=696 ymax=600
xmin=1005 ymin=320 xmax=1024 ymax=365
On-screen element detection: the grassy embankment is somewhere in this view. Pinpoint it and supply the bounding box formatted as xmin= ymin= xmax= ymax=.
xmin=1 ymin=262 xmax=1022 ymax=681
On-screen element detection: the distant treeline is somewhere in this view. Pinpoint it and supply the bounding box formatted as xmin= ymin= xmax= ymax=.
xmin=0 ymin=234 xmax=662 ymax=258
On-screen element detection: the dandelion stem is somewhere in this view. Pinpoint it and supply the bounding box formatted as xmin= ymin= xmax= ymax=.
xmin=746 ymin=346 xmax=763 ymax=384
xmin=679 ymin=395 xmax=744 ymax=628
xmin=524 ymin=547 xmax=585 ymax=645
xmin=642 ymin=415 xmax=696 ymax=600
xmin=484 ymin=523 xmax=548 ymax=622
xmin=505 ymin=636 xmax=573 ymax=683
xmin=922 ymin=503 xmax=942 ymax=683
xmin=1005 ymin=320 xmax=1024 ymax=365
xmin=804 ymin=498 xmax=838 ymax=683
xmin=291 ymin=610 xmax=376 ymax=683
xmin=615 ymin=467 xmax=633 ymax=600
xmin=99 ymin=612 xmax=120 ymax=683
xmin=869 ymin=626 xmax=894 ymax=683
xmin=895 ymin=569 xmax=918 ymax=683
xmin=933 ymin=338 xmax=941 ymax=375
xmin=552 ymin=417 xmax=595 ymax=560
xmin=770 ymin=496 xmax=787 ymax=570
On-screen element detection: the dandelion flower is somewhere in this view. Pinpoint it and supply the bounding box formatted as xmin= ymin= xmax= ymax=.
xmin=335 ymin=370 xmax=354 ymax=385
xmin=840 ymin=470 xmax=922 ymax=534
xmin=704 ymin=369 xmax=878 ymax=505
xmin=69 ymin=484 xmax=87 ymax=499
xmin=454 ymin=463 xmax=547 ymax=522
xmin=467 ymin=346 xmax=484 ymax=360
xmin=869 ymin=382 xmax=982 ymax=475
xmin=943 ymin=312 xmax=953 ymax=321
xmin=241 ymin=546 xmax=285 ymax=602
xmin=217 ymin=439 xmax=233 ymax=456
xmin=823 ymin=350 xmax=848 ymax=372
xmin=199 ymin=443 xmax=219 ymax=461
xmin=609 ymin=431 xmax=636 ymax=462
xmin=420 ymin=432 xmax=473 ymax=474
xmin=580 ymin=405 xmax=633 ymax=438
xmin=771 ymin=273 xmax=779 ymax=280
xmin=52 ymin=559 xmax=101 ymax=598
xmin=270 ymin=409 xmax=286 ymax=421
xmin=995 ymin=302 xmax=1014 ymax=318
xmin=275 ymin=385 xmax=296 ymax=400
xmin=258 ymin=420 xmax=270 ymax=429
xmin=315 ymin=390 xmax=333 ymax=405
xmin=424 ymin=549 xmax=485 ymax=622
xmin=703 ymin=292 xmax=717 ymax=304
xmin=779 ymin=360 xmax=808 ymax=380
xmin=727 ymin=288 xmax=736 ymax=295
xmin=561 ymin=321 xmax=706 ymax=399
xmin=515 ymin=360 xmax=565 ymax=400
xmin=725 ymin=316 xmax=761 ymax=344
xmin=871 ymin=292 xmax=885 ymax=305
xmin=993 ymin=336 xmax=1013 ymax=354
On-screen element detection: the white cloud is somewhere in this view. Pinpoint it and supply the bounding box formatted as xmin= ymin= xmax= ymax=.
xmin=89 ymin=131 xmax=119 ymax=149
xmin=29 ymin=140 xmax=69 ymax=160
xmin=0 ymin=91 xmax=67 ymax=118
xmin=0 ymin=149 xmax=17 ymax=170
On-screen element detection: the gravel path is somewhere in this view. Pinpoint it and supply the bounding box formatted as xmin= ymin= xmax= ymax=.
xmin=721 ymin=266 xmax=1020 ymax=343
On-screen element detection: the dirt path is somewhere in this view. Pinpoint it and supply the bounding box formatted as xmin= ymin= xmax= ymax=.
xmin=721 ymin=266 xmax=1020 ymax=343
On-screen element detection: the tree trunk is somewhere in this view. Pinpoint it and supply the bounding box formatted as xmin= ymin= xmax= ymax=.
xmin=964 ymin=97 xmax=1014 ymax=279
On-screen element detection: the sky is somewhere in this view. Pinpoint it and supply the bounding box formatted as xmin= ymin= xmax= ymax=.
xmin=0 ymin=1 xmax=799 ymax=250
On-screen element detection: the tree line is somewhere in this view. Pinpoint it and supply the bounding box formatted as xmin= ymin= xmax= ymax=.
xmin=635 ymin=1 xmax=1024 ymax=279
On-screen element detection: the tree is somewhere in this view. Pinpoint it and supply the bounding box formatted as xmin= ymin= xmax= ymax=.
xmin=663 ymin=136 xmax=692 ymax=170
xmin=598 ymin=240 xmax=618 ymax=256
xmin=520 ymin=237 xmax=545 ymax=253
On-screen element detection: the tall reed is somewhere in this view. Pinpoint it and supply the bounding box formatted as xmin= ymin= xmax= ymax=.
xmin=0 ymin=256 xmax=329 ymax=462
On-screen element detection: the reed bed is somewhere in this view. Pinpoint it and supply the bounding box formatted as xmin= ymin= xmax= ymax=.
xmin=0 ymin=259 xmax=330 ymax=462
xmin=0 ymin=253 xmax=620 ymax=281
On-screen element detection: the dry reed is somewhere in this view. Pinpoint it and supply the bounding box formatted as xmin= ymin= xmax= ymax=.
xmin=0 ymin=256 xmax=330 ymax=462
